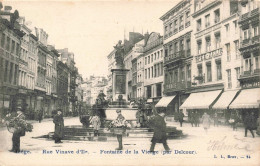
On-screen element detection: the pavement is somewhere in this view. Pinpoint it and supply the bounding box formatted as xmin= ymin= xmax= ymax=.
xmin=0 ymin=117 xmax=259 ymax=166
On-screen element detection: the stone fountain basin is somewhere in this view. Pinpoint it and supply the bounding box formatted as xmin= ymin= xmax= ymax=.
xmin=105 ymin=108 xmax=138 ymax=120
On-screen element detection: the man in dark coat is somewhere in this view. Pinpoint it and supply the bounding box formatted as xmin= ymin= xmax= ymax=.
xmin=244 ymin=112 xmax=257 ymax=138
xmin=53 ymin=110 xmax=64 ymax=143
xmin=194 ymin=111 xmax=200 ymax=127
xmin=149 ymin=110 xmax=170 ymax=152
xmin=179 ymin=110 xmax=185 ymax=127
xmin=10 ymin=107 xmax=26 ymax=153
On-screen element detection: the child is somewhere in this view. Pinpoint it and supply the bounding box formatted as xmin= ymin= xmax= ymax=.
xmin=90 ymin=112 xmax=101 ymax=136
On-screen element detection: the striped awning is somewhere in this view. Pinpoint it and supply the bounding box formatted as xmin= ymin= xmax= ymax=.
xmin=212 ymin=90 xmax=239 ymax=109
xmin=155 ymin=96 xmax=176 ymax=107
xmin=180 ymin=90 xmax=222 ymax=109
xmin=229 ymin=88 xmax=260 ymax=109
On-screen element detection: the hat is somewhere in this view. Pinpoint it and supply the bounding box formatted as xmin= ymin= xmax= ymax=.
xmin=116 ymin=109 xmax=121 ymax=113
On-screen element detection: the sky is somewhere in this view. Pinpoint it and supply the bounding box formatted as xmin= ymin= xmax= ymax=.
xmin=3 ymin=0 xmax=179 ymax=79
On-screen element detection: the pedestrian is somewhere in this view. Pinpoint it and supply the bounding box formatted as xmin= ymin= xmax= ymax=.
xmin=244 ymin=112 xmax=257 ymax=138
xmin=189 ymin=111 xmax=195 ymax=127
xmin=90 ymin=111 xmax=101 ymax=136
xmin=213 ymin=112 xmax=219 ymax=127
xmin=148 ymin=109 xmax=170 ymax=152
xmin=201 ymin=112 xmax=211 ymax=134
xmin=37 ymin=109 xmax=43 ymax=123
xmin=111 ymin=109 xmax=127 ymax=150
xmin=53 ymin=109 xmax=64 ymax=143
xmin=194 ymin=111 xmax=200 ymax=127
xmin=256 ymin=116 xmax=260 ymax=136
xmin=136 ymin=109 xmax=145 ymax=128
xmin=10 ymin=107 xmax=26 ymax=153
xmin=179 ymin=110 xmax=185 ymax=127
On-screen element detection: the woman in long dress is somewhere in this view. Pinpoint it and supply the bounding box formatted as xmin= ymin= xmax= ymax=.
xmin=201 ymin=112 xmax=211 ymax=134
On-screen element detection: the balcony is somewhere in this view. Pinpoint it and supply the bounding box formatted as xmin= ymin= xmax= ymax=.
xmin=240 ymin=69 xmax=260 ymax=79
xmin=242 ymin=38 xmax=250 ymax=46
xmin=164 ymin=80 xmax=192 ymax=92
xmin=251 ymin=8 xmax=259 ymax=17
xmin=164 ymin=51 xmax=186 ymax=65
xmin=252 ymin=35 xmax=260 ymax=44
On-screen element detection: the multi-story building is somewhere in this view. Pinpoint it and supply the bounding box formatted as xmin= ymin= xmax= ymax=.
xmin=17 ymin=17 xmax=30 ymax=110
xmin=57 ymin=60 xmax=69 ymax=115
xmin=47 ymin=45 xmax=59 ymax=113
xmin=27 ymin=32 xmax=38 ymax=116
xmin=58 ymin=48 xmax=78 ymax=115
xmin=229 ymin=1 xmax=260 ymax=115
xmin=160 ymin=0 xmax=193 ymax=114
xmin=107 ymin=49 xmax=116 ymax=102
xmin=34 ymin=28 xmax=48 ymax=115
xmin=0 ymin=8 xmax=23 ymax=114
xmin=143 ymin=32 xmax=164 ymax=106
xmin=124 ymin=49 xmax=133 ymax=100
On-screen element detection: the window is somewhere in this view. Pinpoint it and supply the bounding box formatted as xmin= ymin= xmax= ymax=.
xmin=253 ymin=26 xmax=259 ymax=37
xmin=174 ymin=70 xmax=178 ymax=82
xmin=197 ymin=64 xmax=203 ymax=84
xmin=186 ymin=11 xmax=190 ymax=21
xmin=16 ymin=43 xmax=20 ymax=56
xmin=6 ymin=36 xmax=10 ymax=51
xmin=170 ymin=23 xmax=173 ymax=32
xmin=226 ymin=43 xmax=231 ymax=62
xmin=161 ymin=62 xmax=163 ymax=76
xmin=9 ymin=63 xmax=13 ymax=84
xmin=227 ymin=69 xmax=232 ymax=89
xmin=206 ymin=37 xmax=211 ymax=52
xmin=154 ymin=65 xmax=157 ymax=77
xmin=233 ymin=21 xmax=237 ymax=33
xmin=151 ymin=54 xmax=153 ymax=62
xmin=206 ymin=63 xmax=212 ymax=82
xmin=205 ymin=14 xmax=210 ymax=28
xmin=216 ymin=60 xmax=222 ymax=81
xmin=174 ymin=42 xmax=178 ymax=53
xmin=245 ymin=58 xmax=252 ymax=71
xmin=1 ymin=33 xmax=5 ymax=48
xmin=151 ymin=66 xmax=153 ymax=78
xmin=197 ymin=40 xmax=202 ymax=54
xmin=148 ymin=68 xmax=150 ymax=78
xmin=165 ymin=26 xmax=168 ymax=34
xmin=4 ymin=60 xmax=8 ymax=82
xmin=11 ymin=40 xmax=15 ymax=54
xmin=174 ymin=20 xmax=178 ymax=29
xmin=255 ymin=56 xmax=259 ymax=69
xmin=180 ymin=16 xmax=184 ymax=26
xmin=234 ymin=40 xmax=240 ymax=59
xmin=235 ymin=67 xmax=240 ymax=87
xmin=243 ymin=29 xmax=249 ymax=39
xmin=156 ymin=84 xmax=162 ymax=97
xmin=148 ymin=56 xmax=150 ymax=64
xmin=225 ymin=24 xmax=230 ymax=37
xmin=169 ymin=45 xmax=173 ymax=55
xmin=181 ymin=67 xmax=185 ymax=81
xmin=145 ymin=57 xmax=147 ymax=65
xmin=215 ymin=33 xmax=221 ymax=49
xmin=197 ymin=19 xmax=201 ymax=31
xmin=164 ymin=49 xmax=168 ymax=58
xmin=180 ymin=39 xmax=184 ymax=51
xmin=186 ymin=39 xmax=191 ymax=50
xmin=14 ymin=65 xmax=18 ymax=85
xmin=154 ymin=53 xmax=156 ymax=60
xmin=214 ymin=9 xmax=220 ymax=23
xmin=157 ymin=51 xmax=160 ymax=59
xmin=187 ymin=64 xmax=191 ymax=82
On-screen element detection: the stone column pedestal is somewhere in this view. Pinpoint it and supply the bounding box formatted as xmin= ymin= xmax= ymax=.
xmin=111 ymin=68 xmax=129 ymax=102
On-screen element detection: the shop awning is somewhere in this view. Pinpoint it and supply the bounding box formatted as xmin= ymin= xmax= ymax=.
xmin=212 ymin=90 xmax=239 ymax=109
xmin=179 ymin=90 xmax=222 ymax=109
xmin=147 ymin=99 xmax=153 ymax=103
xmin=155 ymin=96 xmax=176 ymax=107
xmin=229 ymin=88 xmax=260 ymax=109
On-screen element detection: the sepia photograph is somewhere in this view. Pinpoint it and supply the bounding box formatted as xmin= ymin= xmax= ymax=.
xmin=0 ymin=0 xmax=260 ymax=165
